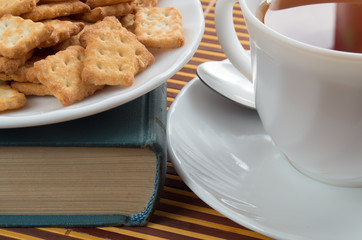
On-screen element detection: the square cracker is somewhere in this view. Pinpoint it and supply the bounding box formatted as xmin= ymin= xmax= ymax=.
xmin=80 ymin=17 xmax=154 ymax=86
xmin=90 ymin=16 xmax=154 ymax=74
xmin=0 ymin=50 xmax=33 ymax=74
xmin=21 ymin=0 xmax=90 ymax=22
xmin=0 ymin=0 xmax=38 ymax=18
xmin=0 ymin=15 xmax=53 ymax=58
xmin=77 ymin=2 xmax=135 ymax=22
xmin=85 ymin=0 xmax=131 ymax=9
xmin=34 ymin=45 xmax=103 ymax=106
xmin=38 ymin=20 xmax=85 ymax=48
xmin=134 ymin=7 xmax=184 ymax=48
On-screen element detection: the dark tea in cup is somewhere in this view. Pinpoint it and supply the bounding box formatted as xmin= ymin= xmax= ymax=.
xmin=257 ymin=0 xmax=362 ymax=53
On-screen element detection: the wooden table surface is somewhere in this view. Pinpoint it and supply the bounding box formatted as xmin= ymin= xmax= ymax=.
xmin=0 ymin=1 xmax=274 ymax=239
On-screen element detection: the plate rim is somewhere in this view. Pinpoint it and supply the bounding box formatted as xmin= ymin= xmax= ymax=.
xmin=0 ymin=0 xmax=205 ymax=129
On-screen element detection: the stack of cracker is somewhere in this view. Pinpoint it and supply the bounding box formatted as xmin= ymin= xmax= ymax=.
xmin=0 ymin=0 xmax=184 ymax=112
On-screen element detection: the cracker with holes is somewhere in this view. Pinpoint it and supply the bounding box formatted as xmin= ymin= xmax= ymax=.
xmin=0 ymin=50 xmax=33 ymax=74
xmin=11 ymin=82 xmax=52 ymax=96
xmin=90 ymin=16 xmax=154 ymax=73
xmin=0 ymin=15 xmax=53 ymax=59
xmin=0 ymin=0 xmax=38 ymax=18
xmin=77 ymin=2 xmax=135 ymax=22
xmin=34 ymin=46 xmax=103 ymax=106
xmin=85 ymin=0 xmax=131 ymax=9
xmin=134 ymin=7 xmax=184 ymax=48
xmin=135 ymin=0 xmax=158 ymax=7
xmin=21 ymin=0 xmax=90 ymax=21
xmin=38 ymin=20 xmax=85 ymax=48
xmin=80 ymin=17 xmax=154 ymax=86
xmin=0 ymin=84 xmax=27 ymax=112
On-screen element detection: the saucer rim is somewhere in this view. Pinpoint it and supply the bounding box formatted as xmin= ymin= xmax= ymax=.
xmin=167 ymin=77 xmax=362 ymax=240
xmin=167 ymin=78 xmax=280 ymax=239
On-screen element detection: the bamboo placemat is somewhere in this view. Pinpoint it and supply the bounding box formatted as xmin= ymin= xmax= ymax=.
xmin=0 ymin=1 xmax=273 ymax=239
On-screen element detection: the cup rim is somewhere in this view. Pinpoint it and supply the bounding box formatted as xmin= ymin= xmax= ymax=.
xmin=240 ymin=0 xmax=362 ymax=61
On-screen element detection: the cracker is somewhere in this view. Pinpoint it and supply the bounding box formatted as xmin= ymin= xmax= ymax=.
xmin=0 ymin=73 xmax=12 ymax=81
xmin=52 ymin=23 xmax=92 ymax=51
xmin=135 ymin=0 xmax=157 ymax=8
xmin=77 ymin=2 xmax=135 ymax=22
xmin=9 ymin=55 xmax=44 ymax=83
xmin=81 ymin=28 xmax=136 ymax=86
xmin=0 ymin=85 xmax=27 ymax=112
xmin=86 ymin=16 xmax=154 ymax=73
xmin=38 ymin=0 xmax=67 ymax=3
xmin=134 ymin=7 xmax=184 ymax=48
xmin=0 ymin=15 xmax=53 ymax=59
xmin=21 ymin=0 xmax=91 ymax=22
xmin=34 ymin=45 xmax=103 ymax=106
xmin=0 ymin=0 xmax=39 ymax=18
xmin=80 ymin=17 xmax=154 ymax=86
xmin=11 ymin=82 xmax=52 ymax=96
xmin=0 ymin=50 xmax=33 ymax=74
xmin=38 ymin=20 xmax=85 ymax=48
xmin=85 ymin=0 xmax=131 ymax=9
xmin=120 ymin=13 xmax=135 ymax=32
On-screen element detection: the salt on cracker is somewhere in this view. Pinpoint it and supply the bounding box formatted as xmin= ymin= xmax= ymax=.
xmin=85 ymin=0 xmax=131 ymax=9
xmin=0 ymin=0 xmax=39 ymax=18
xmin=80 ymin=17 xmax=154 ymax=86
xmin=38 ymin=0 xmax=68 ymax=3
xmin=0 ymin=73 xmax=12 ymax=81
xmin=34 ymin=45 xmax=103 ymax=106
xmin=0 ymin=50 xmax=33 ymax=74
xmin=11 ymin=82 xmax=52 ymax=96
xmin=0 ymin=15 xmax=53 ymax=59
xmin=0 ymin=84 xmax=27 ymax=112
xmin=38 ymin=20 xmax=85 ymax=48
xmin=134 ymin=7 xmax=184 ymax=48
xmin=135 ymin=0 xmax=158 ymax=8
xmin=21 ymin=0 xmax=91 ymax=22
xmin=77 ymin=2 xmax=135 ymax=22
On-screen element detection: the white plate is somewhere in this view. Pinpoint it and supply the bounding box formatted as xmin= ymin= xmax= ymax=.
xmin=167 ymin=78 xmax=362 ymax=240
xmin=0 ymin=0 xmax=204 ymax=129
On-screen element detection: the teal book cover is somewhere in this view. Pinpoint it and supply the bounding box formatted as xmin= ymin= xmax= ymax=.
xmin=0 ymin=84 xmax=167 ymax=227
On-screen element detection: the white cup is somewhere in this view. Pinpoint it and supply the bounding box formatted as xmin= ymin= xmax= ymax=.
xmin=215 ymin=0 xmax=362 ymax=187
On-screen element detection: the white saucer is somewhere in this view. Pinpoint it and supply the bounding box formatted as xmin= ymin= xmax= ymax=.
xmin=167 ymin=78 xmax=362 ymax=240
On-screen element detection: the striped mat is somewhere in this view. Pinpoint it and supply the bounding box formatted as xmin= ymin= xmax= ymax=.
xmin=0 ymin=1 xmax=273 ymax=239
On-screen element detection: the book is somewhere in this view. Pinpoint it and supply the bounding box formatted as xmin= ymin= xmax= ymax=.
xmin=0 ymin=83 xmax=167 ymax=227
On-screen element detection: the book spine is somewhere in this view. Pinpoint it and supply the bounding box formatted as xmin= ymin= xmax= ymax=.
xmin=128 ymin=83 xmax=167 ymax=226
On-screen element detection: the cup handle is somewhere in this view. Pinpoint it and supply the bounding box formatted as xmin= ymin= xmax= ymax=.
xmin=215 ymin=0 xmax=253 ymax=82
